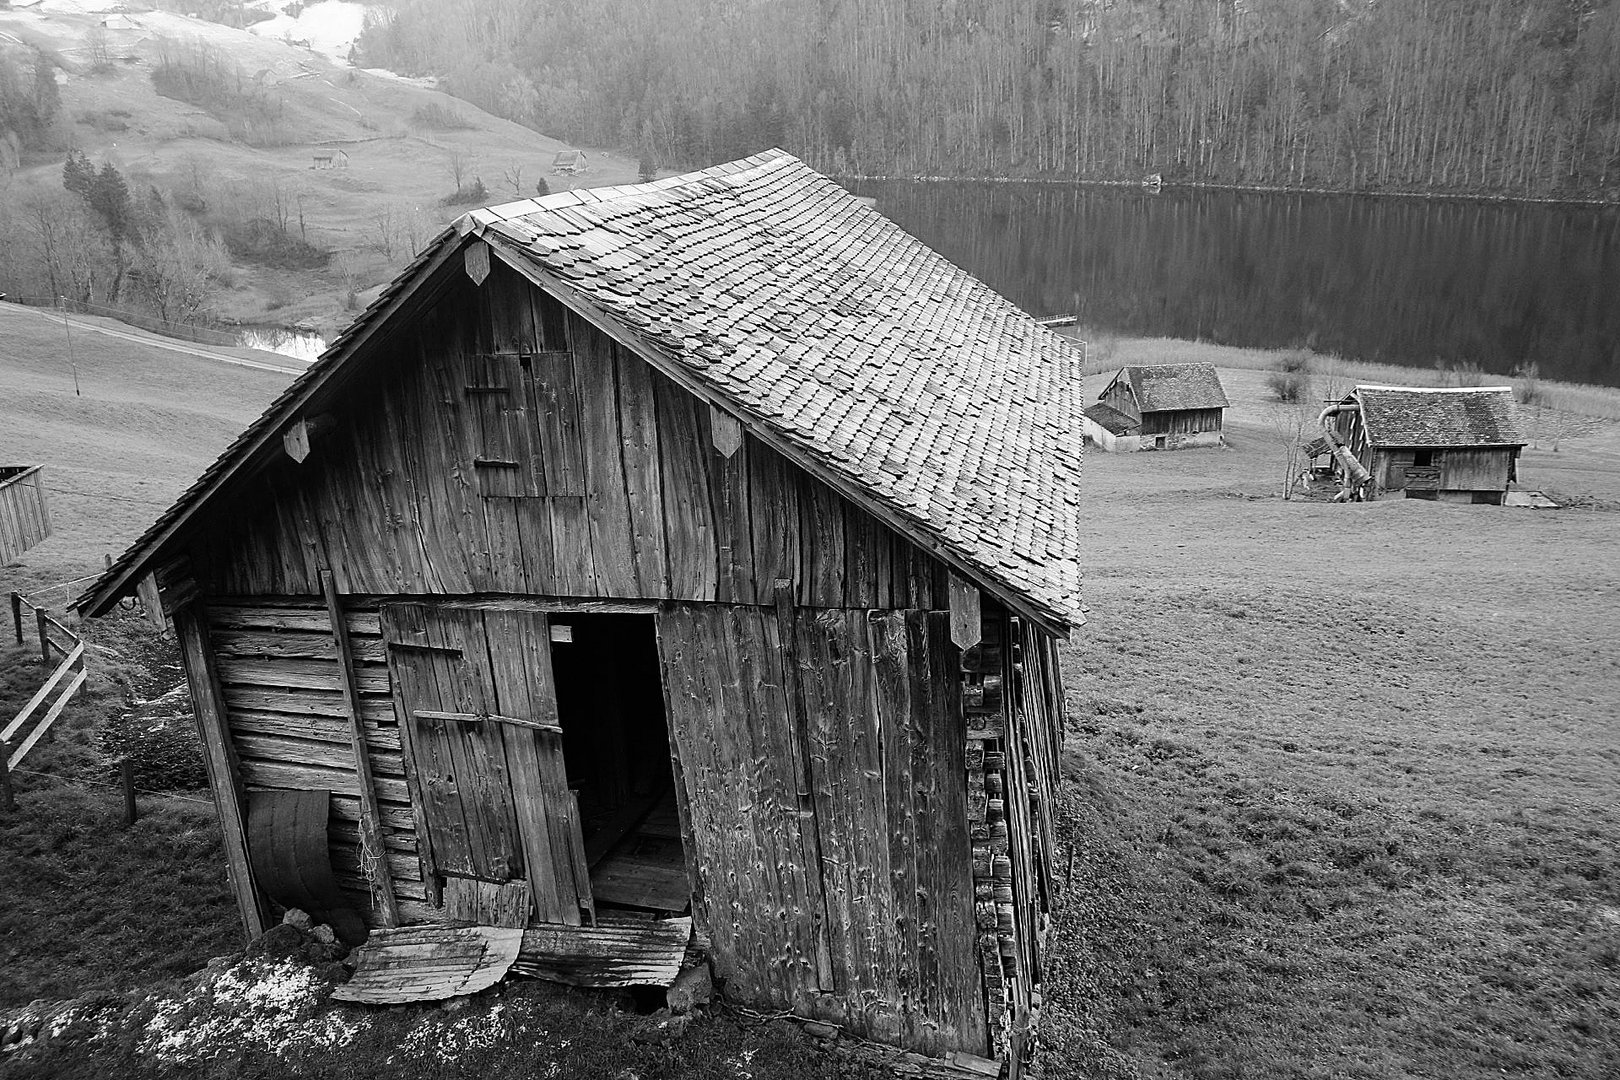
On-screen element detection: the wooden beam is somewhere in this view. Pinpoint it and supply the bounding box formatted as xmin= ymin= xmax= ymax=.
xmin=321 ymin=569 xmax=401 ymax=928
xmin=173 ymin=600 xmax=271 ymax=939
xmin=135 ymin=573 xmax=167 ymax=632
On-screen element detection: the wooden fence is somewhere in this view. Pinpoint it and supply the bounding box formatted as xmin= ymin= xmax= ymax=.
xmin=2 ymin=593 xmax=88 ymax=809
xmin=0 ymin=465 xmax=52 ymax=564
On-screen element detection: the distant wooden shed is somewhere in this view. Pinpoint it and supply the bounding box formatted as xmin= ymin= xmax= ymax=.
xmin=551 ymin=150 xmax=588 ymax=174
xmin=0 ymin=465 xmax=52 ymax=564
xmin=1327 ymin=385 xmax=1526 ymax=503
xmin=1083 ymin=363 xmax=1228 ymax=451
xmin=77 ymin=151 xmax=1084 ymax=1075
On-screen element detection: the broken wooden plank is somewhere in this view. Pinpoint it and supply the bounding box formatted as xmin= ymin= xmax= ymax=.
xmin=512 ymin=915 xmax=692 ymax=988
xmin=333 ymin=925 xmax=524 ymax=1003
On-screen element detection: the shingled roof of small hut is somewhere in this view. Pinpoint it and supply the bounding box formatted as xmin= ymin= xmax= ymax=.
xmin=1123 ymin=363 xmax=1229 ymax=412
xmin=77 ymin=150 xmax=1086 ymax=629
xmin=1083 ymin=402 xmax=1136 ymax=435
xmin=1353 ymin=385 xmax=1526 ymax=447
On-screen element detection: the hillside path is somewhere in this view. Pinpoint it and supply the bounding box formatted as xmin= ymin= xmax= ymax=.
xmin=2 ymin=304 xmax=307 ymax=376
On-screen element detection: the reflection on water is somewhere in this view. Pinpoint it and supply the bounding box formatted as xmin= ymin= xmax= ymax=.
xmin=853 ymin=181 xmax=1620 ymax=387
xmin=239 ymin=328 xmax=327 ymax=364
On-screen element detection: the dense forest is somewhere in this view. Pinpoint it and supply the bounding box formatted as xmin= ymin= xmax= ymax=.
xmin=355 ymin=0 xmax=1620 ymax=199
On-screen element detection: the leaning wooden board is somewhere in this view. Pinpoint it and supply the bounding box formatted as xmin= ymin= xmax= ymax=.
xmin=332 ymin=925 xmax=524 ymax=1004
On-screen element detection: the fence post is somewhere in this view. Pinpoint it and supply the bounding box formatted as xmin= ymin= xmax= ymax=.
xmin=0 ymin=740 xmax=14 ymax=812
xmin=121 ymin=757 xmax=138 ymax=827
xmin=10 ymin=593 xmax=20 ymax=645
xmin=35 ymin=606 xmax=49 ymax=663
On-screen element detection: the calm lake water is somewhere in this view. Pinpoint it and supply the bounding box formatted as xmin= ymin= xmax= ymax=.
xmin=852 ymin=181 xmax=1620 ymax=388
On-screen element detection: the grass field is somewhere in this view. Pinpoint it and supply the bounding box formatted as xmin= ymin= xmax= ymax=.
xmin=2 ymin=326 xmax=1616 ymax=1077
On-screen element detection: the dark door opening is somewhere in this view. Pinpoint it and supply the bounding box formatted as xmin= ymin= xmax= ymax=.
xmin=548 ymin=614 xmax=691 ymax=916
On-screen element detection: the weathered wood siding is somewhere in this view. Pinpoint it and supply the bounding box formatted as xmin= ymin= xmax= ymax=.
xmin=203 ymin=600 xmax=436 ymax=924
xmin=1097 ymin=379 xmax=1140 ymax=430
xmin=657 ymin=603 xmax=985 ymax=1055
xmin=1139 ymin=407 xmax=1224 ymax=436
xmin=0 ymin=465 xmax=52 ymax=564
xmin=189 ymin=261 xmax=946 ymax=609
xmin=1371 ymin=446 xmax=1516 ymax=495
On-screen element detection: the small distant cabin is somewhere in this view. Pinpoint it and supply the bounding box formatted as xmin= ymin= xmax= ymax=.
xmin=1082 ymin=363 xmax=1228 ymax=452
xmin=312 ymin=149 xmax=349 ymax=169
xmin=0 ymin=465 xmax=52 ymax=564
xmin=551 ymin=150 xmax=588 ymax=175
xmin=77 ymin=151 xmax=1084 ymax=1077
xmin=1327 ymin=385 xmax=1527 ymax=504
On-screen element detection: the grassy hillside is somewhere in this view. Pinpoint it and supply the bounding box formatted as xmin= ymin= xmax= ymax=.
xmin=1 ymin=328 xmax=1616 ymax=1078
xmin=0 ymin=0 xmax=646 ymax=340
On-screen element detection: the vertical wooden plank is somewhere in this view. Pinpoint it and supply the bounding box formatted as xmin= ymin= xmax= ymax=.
xmin=799 ymin=607 xmax=900 ymax=1037
xmin=481 ymin=608 xmax=584 ymax=926
xmin=615 ymin=345 xmax=671 ymax=596
xmin=843 ymin=505 xmax=880 ymax=609
xmin=322 ymin=572 xmax=400 ymax=927
xmin=174 ymin=602 xmax=271 ymax=939
xmin=747 ymin=442 xmax=801 ymax=605
xmin=403 ymin=337 xmax=474 ymax=593
xmin=924 ymin=609 xmax=986 ymax=1054
xmin=380 ymin=603 xmax=442 ymax=907
xmin=871 ymin=610 xmax=921 ymax=1035
xmin=800 ymin=480 xmax=846 ymax=607
xmin=653 ymin=374 xmax=718 ymax=601
xmin=774 ymin=587 xmax=835 ymax=993
xmin=572 ymin=318 xmax=637 ymax=596
xmin=709 ymin=426 xmax=754 ymax=604
xmin=659 ymin=604 xmax=764 ymax=999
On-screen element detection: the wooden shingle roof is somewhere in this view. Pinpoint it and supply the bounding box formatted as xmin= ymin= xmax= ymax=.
xmin=1124 ymin=364 xmax=1229 ymax=412
xmin=1353 ymin=385 xmax=1526 ymax=447
xmin=77 ymin=151 xmax=1085 ymax=628
xmin=467 ymin=150 xmax=1085 ymax=626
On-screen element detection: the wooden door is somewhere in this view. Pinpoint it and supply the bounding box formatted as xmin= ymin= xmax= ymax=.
xmin=382 ymin=603 xmax=591 ymax=925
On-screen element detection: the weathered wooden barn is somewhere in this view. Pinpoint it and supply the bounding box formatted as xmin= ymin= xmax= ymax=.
xmin=77 ymin=151 xmax=1084 ymax=1073
xmin=1325 ymin=385 xmax=1526 ymax=503
xmin=1081 ymin=363 xmax=1228 ymax=451
xmin=0 ymin=465 xmax=52 ymax=564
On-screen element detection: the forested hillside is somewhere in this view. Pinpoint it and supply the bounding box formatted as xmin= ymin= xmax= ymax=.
xmin=358 ymin=0 xmax=1620 ymax=199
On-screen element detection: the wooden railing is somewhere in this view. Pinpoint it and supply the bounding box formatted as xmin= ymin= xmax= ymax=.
xmin=2 ymin=593 xmax=89 ymax=808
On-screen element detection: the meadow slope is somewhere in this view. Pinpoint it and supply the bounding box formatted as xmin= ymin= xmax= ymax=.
xmin=1 ymin=331 xmax=1616 ymax=1078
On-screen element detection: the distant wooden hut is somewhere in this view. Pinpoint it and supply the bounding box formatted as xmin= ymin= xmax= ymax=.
xmin=1082 ymin=363 xmax=1229 ymax=451
xmin=551 ymin=150 xmax=588 ymax=174
xmin=1326 ymin=385 xmax=1526 ymax=503
xmin=76 ymin=151 xmax=1084 ymax=1076
xmin=0 ymin=465 xmax=52 ymax=564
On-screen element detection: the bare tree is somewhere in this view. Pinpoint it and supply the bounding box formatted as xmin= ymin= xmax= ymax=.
xmin=446 ymin=150 xmax=471 ymax=192
xmin=501 ymin=162 xmax=525 ymax=197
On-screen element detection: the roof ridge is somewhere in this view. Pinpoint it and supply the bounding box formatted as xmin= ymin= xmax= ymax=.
xmin=463 ymin=149 xmax=799 ymax=230
xmin=1356 ymin=383 xmax=1515 ymax=394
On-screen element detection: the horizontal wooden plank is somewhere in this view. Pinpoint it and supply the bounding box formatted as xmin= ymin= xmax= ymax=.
xmin=237 ymin=757 xmax=411 ymax=803
xmin=229 ymin=709 xmax=402 ymax=755
xmin=209 ymin=604 xmax=382 ymax=637
xmin=233 ymin=732 xmax=405 ymax=777
xmin=216 ymin=657 xmax=390 ymax=695
xmin=328 ymin=795 xmax=418 ymax=835
xmin=222 ymin=685 xmax=396 ymax=722
xmin=212 ymin=628 xmax=387 ymax=664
